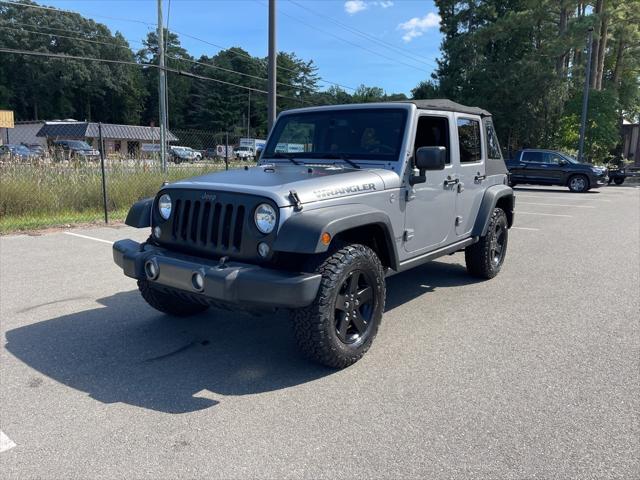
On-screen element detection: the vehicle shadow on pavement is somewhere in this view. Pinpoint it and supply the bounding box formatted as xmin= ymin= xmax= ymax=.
xmin=5 ymin=291 xmax=331 ymax=414
xmin=386 ymin=261 xmax=477 ymax=311
xmin=5 ymin=261 xmax=475 ymax=415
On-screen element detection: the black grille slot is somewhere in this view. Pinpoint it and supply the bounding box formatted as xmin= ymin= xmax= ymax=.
xmin=221 ymin=204 xmax=233 ymax=249
xmin=210 ymin=202 xmax=222 ymax=246
xmin=233 ymin=206 xmax=245 ymax=250
xmin=163 ymin=192 xmax=247 ymax=254
xmin=200 ymin=201 xmax=211 ymax=244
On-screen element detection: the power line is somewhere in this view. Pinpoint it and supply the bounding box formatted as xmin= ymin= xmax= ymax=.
xmin=287 ymin=0 xmax=438 ymax=69
xmin=0 ymin=47 xmax=311 ymax=103
xmin=257 ymin=0 xmax=431 ymax=75
xmin=0 ymin=25 xmax=135 ymax=50
xmin=0 ymin=22 xmax=318 ymax=94
xmin=1 ymin=0 xmax=357 ymax=92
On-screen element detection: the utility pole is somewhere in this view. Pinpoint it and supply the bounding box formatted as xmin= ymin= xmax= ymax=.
xmin=247 ymin=90 xmax=251 ymax=138
xmin=578 ymin=27 xmax=594 ymax=164
xmin=157 ymin=0 xmax=168 ymax=173
xmin=267 ymin=0 xmax=276 ymax=132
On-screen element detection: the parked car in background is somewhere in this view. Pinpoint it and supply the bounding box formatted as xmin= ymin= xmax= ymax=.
xmin=53 ymin=140 xmax=100 ymax=161
xmin=170 ymin=146 xmax=196 ymax=163
xmin=234 ymin=146 xmax=254 ymax=160
xmin=604 ymin=157 xmax=639 ymax=185
xmin=23 ymin=144 xmax=46 ymax=157
xmin=0 ymin=144 xmax=34 ymax=161
xmin=506 ymin=149 xmax=608 ymax=192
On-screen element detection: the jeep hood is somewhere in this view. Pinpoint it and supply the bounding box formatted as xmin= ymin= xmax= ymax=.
xmin=169 ymin=164 xmax=400 ymax=207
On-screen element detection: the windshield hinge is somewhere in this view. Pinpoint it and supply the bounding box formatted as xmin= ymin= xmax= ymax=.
xmin=289 ymin=190 xmax=303 ymax=211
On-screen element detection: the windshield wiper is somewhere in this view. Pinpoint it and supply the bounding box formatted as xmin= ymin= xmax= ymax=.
xmin=320 ymin=153 xmax=361 ymax=169
xmin=264 ymin=152 xmax=302 ymax=165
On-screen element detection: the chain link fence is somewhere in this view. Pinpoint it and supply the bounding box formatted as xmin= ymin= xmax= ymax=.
xmin=0 ymin=127 xmax=261 ymax=232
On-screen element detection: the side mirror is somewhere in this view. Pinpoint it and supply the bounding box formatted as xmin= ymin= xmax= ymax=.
xmin=415 ymin=146 xmax=446 ymax=171
xmin=559 ymin=158 xmax=568 ymax=166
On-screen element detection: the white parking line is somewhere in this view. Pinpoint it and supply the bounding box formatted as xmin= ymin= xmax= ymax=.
xmin=511 ymin=226 xmax=540 ymax=231
xmin=518 ymin=202 xmax=595 ymax=209
xmin=518 ymin=211 xmax=573 ymax=217
xmin=516 ymin=194 xmax=610 ymax=202
xmin=0 ymin=431 xmax=16 ymax=453
xmin=63 ymin=232 xmax=114 ymax=245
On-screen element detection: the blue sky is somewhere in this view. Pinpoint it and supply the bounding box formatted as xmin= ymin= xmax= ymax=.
xmin=41 ymin=0 xmax=442 ymax=95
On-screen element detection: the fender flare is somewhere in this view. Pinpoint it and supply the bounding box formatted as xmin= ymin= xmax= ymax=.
xmin=273 ymin=204 xmax=399 ymax=270
xmin=472 ymin=185 xmax=515 ymax=237
xmin=125 ymin=197 xmax=154 ymax=228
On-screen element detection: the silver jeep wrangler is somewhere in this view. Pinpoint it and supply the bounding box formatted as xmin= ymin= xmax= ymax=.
xmin=114 ymin=100 xmax=515 ymax=368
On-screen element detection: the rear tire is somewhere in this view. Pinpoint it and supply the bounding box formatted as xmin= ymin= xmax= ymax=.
xmin=613 ymin=177 xmax=625 ymax=185
xmin=290 ymin=244 xmax=386 ymax=369
xmin=465 ymin=208 xmax=508 ymax=279
xmin=138 ymin=280 xmax=209 ymax=317
xmin=568 ymin=174 xmax=589 ymax=192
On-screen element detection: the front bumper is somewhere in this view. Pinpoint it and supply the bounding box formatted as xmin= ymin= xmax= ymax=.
xmin=113 ymin=239 xmax=321 ymax=309
xmin=591 ymin=172 xmax=608 ymax=187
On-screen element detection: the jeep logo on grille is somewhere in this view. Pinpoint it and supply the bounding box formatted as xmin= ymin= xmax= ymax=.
xmin=201 ymin=192 xmax=217 ymax=202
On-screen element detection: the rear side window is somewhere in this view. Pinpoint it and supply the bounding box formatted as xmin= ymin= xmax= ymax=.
xmin=522 ymin=151 xmax=544 ymax=163
xmin=457 ymin=118 xmax=482 ymax=163
xmin=485 ymin=121 xmax=502 ymax=159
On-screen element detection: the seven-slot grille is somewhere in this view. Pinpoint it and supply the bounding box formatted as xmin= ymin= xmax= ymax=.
xmin=170 ymin=197 xmax=246 ymax=252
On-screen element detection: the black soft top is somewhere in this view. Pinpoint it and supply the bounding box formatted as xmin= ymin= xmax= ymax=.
xmin=402 ymin=99 xmax=491 ymax=117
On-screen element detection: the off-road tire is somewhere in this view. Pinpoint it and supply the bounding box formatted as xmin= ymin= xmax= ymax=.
xmin=568 ymin=174 xmax=589 ymax=193
xmin=465 ymin=208 xmax=509 ymax=279
xmin=613 ymin=177 xmax=625 ymax=185
xmin=290 ymin=244 xmax=386 ymax=369
xmin=138 ymin=280 xmax=209 ymax=317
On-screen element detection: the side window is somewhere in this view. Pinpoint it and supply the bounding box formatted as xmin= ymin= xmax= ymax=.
xmin=545 ymin=152 xmax=563 ymax=165
xmin=485 ymin=121 xmax=502 ymax=160
xmin=414 ymin=115 xmax=450 ymax=164
xmin=521 ymin=151 xmax=544 ymax=163
xmin=457 ymin=118 xmax=482 ymax=163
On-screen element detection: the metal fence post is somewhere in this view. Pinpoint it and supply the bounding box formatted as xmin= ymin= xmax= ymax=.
xmin=225 ymin=131 xmax=229 ymax=171
xmin=98 ymin=122 xmax=109 ymax=224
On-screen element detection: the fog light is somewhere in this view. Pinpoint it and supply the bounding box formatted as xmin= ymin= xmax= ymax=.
xmin=145 ymin=260 xmax=159 ymax=280
xmin=192 ymin=272 xmax=204 ymax=291
xmin=257 ymin=242 xmax=270 ymax=258
xmin=153 ymin=226 xmax=162 ymax=238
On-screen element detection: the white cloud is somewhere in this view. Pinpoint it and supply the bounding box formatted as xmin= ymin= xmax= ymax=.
xmin=344 ymin=1 xmax=367 ymax=14
xmin=344 ymin=1 xmax=394 ymax=15
xmin=398 ymin=12 xmax=440 ymax=42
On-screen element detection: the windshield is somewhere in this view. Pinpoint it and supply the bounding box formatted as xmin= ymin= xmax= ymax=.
xmin=237 ymin=147 xmax=250 ymax=151
xmin=67 ymin=141 xmax=92 ymax=149
xmin=563 ymin=154 xmax=579 ymax=164
xmin=262 ymin=108 xmax=408 ymax=162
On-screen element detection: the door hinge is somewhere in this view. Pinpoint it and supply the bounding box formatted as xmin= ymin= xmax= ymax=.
xmin=455 ymin=216 xmax=463 ymax=226
xmin=406 ymin=187 xmax=416 ymax=202
xmin=403 ymin=229 xmax=414 ymax=242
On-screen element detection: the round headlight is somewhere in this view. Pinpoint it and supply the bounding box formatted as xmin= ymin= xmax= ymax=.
xmin=254 ymin=203 xmax=276 ymax=234
xmin=158 ymin=193 xmax=172 ymax=220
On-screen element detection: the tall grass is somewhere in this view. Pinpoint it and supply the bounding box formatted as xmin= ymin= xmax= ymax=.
xmin=0 ymin=160 xmax=242 ymax=233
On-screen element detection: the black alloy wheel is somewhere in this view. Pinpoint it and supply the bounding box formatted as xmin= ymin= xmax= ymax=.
xmin=334 ymin=269 xmax=376 ymax=344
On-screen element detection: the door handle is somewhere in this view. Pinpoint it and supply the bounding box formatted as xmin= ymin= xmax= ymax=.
xmin=474 ymin=174 xmax=486 ymax=182
xmin=444 ymin=178 xmax=459 ymax=186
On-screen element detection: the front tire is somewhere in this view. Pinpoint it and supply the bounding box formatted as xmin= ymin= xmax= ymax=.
xmin=568 ymin=174 xmax=589 ymax=192
xmin=465 ymin=208 xmax=509 ymax=279
xmin=290 ymin=244 xmax=386 ymax=369
xmin=138 ymin=280 xmax=209 ymax=317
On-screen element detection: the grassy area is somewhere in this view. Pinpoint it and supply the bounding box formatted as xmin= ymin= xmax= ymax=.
xmin=0 ymin=160 xmax=244 ymax=234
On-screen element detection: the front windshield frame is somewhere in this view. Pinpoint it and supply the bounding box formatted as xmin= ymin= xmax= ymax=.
xmin=262 ymin=107 xmax=409 ymax=162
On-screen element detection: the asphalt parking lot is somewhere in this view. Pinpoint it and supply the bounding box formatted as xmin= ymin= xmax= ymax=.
xmin=1 ymin=185 xmax=638 ymax=479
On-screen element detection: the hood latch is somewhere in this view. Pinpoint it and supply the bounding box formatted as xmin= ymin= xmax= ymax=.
xmin=289 ymin=190 xmax=303 ymax=212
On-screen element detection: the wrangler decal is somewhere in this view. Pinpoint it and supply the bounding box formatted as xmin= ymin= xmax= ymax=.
xmin=313 ymin=183 xmax=376 ymax=199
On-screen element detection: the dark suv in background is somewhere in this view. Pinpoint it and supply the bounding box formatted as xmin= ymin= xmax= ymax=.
xmin=506 ymin=149 xmax=608 ymax=192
